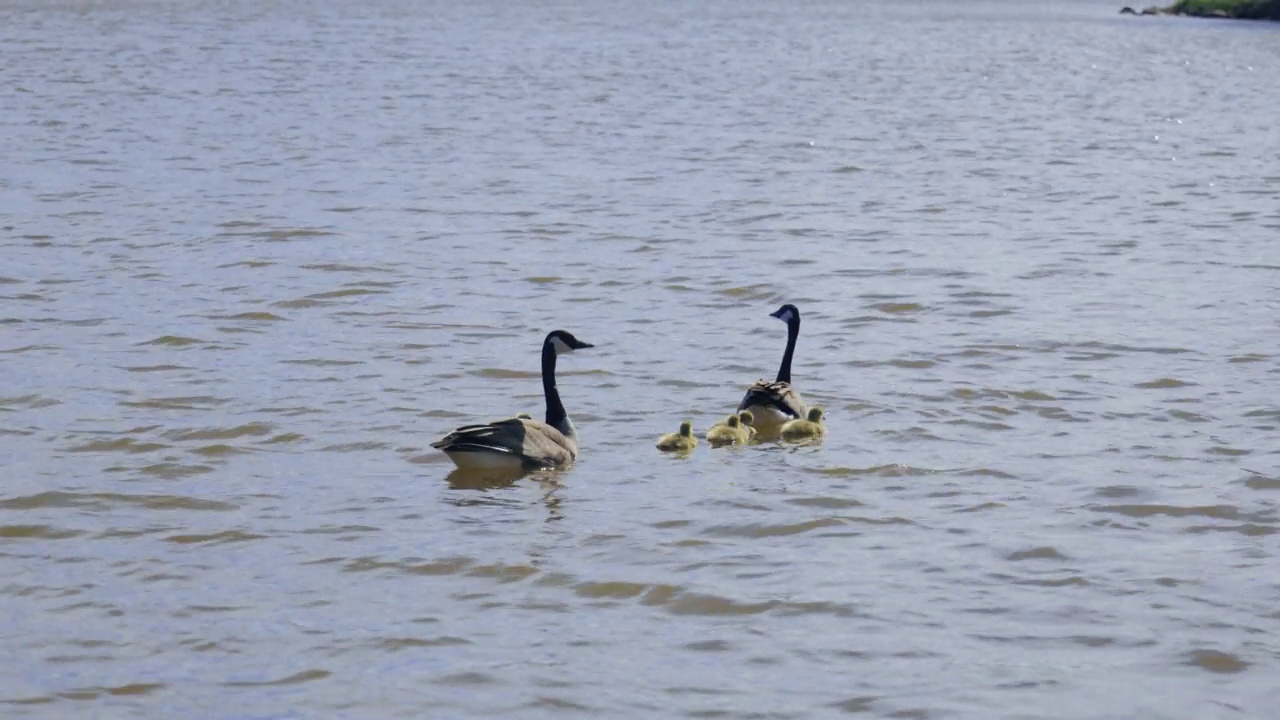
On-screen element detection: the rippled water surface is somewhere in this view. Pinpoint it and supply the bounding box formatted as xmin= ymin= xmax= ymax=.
xmin=3 ymin=0 xmax=1279 ymax=717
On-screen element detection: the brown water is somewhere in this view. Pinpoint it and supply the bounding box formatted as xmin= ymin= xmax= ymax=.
xmin=3 ymin=0 xmax=1278 ymax=717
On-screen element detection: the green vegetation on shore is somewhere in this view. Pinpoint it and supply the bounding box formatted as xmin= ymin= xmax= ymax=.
xmin=1166 ymin=0 xmax=1280 ymax=18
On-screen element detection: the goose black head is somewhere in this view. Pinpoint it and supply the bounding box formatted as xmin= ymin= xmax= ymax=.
xmin=545 ymin=330 xmax=594 ymax=355
xmin=770 ymin=304 xmax=800 ymax=324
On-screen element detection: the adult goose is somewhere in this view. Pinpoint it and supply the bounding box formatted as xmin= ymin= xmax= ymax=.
xmin=737 ymin=303 xmax=807 ymax=432
xmin=432 ymin=330 xmax=593 ymax=470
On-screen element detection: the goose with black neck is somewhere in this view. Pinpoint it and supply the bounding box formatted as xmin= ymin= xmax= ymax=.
xmin=432 ymin=330 xmax=594 ymax=470
xmin=736 ymin=303 xmax=809 ymax=434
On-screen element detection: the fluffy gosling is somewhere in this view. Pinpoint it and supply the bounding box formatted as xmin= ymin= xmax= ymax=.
xmin=657 ymin=420 xmax=698 ymax=453
xmin=706 ymin=414 xmax=750 ymax=447
xmin=780 ymin=407 xmax=825 ymax=442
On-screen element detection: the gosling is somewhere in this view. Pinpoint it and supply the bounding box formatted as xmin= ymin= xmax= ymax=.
xmin=657 ymin=420 xmax=698 ymax=453
xmin=780 ymin=407 xmax=825 ymax=442
xmin=705 ymin=414 xmax=751 ymax=447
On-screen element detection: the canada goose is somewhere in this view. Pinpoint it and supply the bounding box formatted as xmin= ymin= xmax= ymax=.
xmin=657 ymin=420 xmax=697 ymax=452
xmin=706 ymin=414 xmax=750 ymax=447
xmin=432 ymin=330 xmax=594 ymax=470
xmin=737 ymin=303 xmax=808 ymax=432
xmin=780 ymin=407 xmax=825 ymax=442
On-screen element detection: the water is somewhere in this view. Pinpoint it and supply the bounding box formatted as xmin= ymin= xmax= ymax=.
xmin=3 ymin=0 xmax=1278 ymax=717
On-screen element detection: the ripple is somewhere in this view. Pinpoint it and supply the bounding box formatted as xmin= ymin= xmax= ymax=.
xmin=371 ymin=636 xmax=470 ymax=651
xmin=341 ymin=556 xmax=472 ymax=576
xmin=121 ymin=364 xmax=190 ymax=373
xmin=434 ymin=671 xmax=496 ymax=686
xmin=574 ymin=581 xmax=650 ymax=599
xmin=164 ymin=530 xmax=266 ymax=544
xmin=1183 ymin=524 xmax=1277 ymax=536
xmin=473 ymin=368 xmax=539 ymax=379
xmin=220 ymin=312 xmax=287 ymax=322
xmin=1244 ymin=471 xmax=1280 ymax=490
xmin=307 ymin=287 xmax=386 ymax=300
xmin=665 ymin=593 xmax=779 ymax=616
xmin=870 ymin=302 xmax=926 ymax=314
xmin=53 ymin=683 xmax=166 ymax=700
xmin=69 ymin=435 xmax=148 ymax=457
xmin=282 ymin=358 xmax=363 ymax=367
xmin=1185 ymin=649 xmax=1250 ymax=674
xmin=1090 ymin=504 xmax=1271 ymax=522
xmin=259 ymin=433 xmax=306 ymax=444
xmin=189 ymin=443 xmax=250 ymax=457
xmin=0 ymin=491 xmax=235 ymax=511
xmin=682 ymin=639 xmax=734 ymax=652
xmin=0 ymin=524 xmax=83 ymax=539
xmin=321 ymin=441 xmax=392 ymax=452
xmin=784 ymin=496 xmax=864 ymax=509
xmin=831 ymin=696 xmax=880 ymax=713
xmin=1006 ymin=546 xmax=1068 ymax=561
xmin=0 ymin=394 xmax=61 ymax=409
xmin=1134 ymin=378 xmax=1194 ymax=389
xmin=273 ymin=297 xmax=327 ymax=309
xmin=165 ymin=422 xmax=274 ymax=441
xmin=813 ymin=464 xmax=937 ymax=478
xmin=137 ymin=462 xmax=215 ymax=479
xmin=138 ymin=335 xmax=206 ymax=347
xmin=119 ymin=396 xmax=229 ymax=410
xmin=223 ymin=669 xmax=331 ymax=687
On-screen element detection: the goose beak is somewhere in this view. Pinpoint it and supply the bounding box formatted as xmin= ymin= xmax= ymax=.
xmin=573 ymin=340 xmax=594 ymax=350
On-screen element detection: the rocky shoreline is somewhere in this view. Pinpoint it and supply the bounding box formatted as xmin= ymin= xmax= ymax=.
xmin=1120 ymin=0 xmax=1280 ymax=19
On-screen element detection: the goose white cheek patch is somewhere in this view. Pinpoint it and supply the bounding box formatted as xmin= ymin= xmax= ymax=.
xmin=775 ymin=309 xmax=795 ymax=323
xmin=551 ymin=337 xmax=574 ymax=354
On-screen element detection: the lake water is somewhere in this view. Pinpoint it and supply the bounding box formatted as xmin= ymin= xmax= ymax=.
xmin=2 ymin=0 xmax=1278 ymax=717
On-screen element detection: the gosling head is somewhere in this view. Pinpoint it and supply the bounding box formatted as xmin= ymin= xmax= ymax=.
xmin=737 ymin=410 xmax=755 ymax=426
xmin=726 ymin=415 xmax=741 ymax=428
xmin=516 ymin=412 xmax=532 ymax=420
xmin=679 ymin=421 xmax=693 ymax=437
xmin=806 ymin=407 xmax=823 ymax=422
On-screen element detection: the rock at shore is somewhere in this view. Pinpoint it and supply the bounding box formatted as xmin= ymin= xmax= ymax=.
xmin=1120 ymin=1 xmax=1280 ymax=19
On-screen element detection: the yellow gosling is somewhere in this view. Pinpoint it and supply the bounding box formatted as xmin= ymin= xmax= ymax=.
xmin=706 ymin=414 xmax=750 ymax=447
xmin=657 ymin=420 xmax=698 ymax=453
xmin=780 ymin=407 xmax=825 ymax=442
